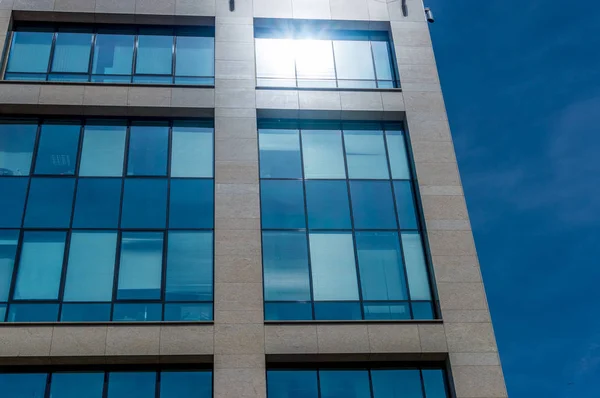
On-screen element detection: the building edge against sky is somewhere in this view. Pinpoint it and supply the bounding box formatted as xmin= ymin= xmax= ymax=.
xmin=0 ymin=0 xmax=507 ymax=397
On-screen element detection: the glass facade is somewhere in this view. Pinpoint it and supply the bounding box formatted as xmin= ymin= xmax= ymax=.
xmin=255 ymin=28 xmax=397 ymax=88
xmin=0 ymin=370 xmax=212 ymax=398
xmin=0 ymin=119 xmax=214 ymax=322
xmin=5 ymin=25 xmax=215 ymax=85
xmin=267 ymin=368 xmax=449 ymax=398
xmin=259 ymin=120 xmax=435 ymax=321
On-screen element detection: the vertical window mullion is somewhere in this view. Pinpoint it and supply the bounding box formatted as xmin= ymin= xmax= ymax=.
xmin=156 ymin=370 xmax=161 ymax=398
xmin=161 ymin=231 xmax=168 ymax=320
xmin=110 ymin=230 xmax=123 ymax=320
xmin=5 ymin=229 xmax=25 ymax=320
xmin=87 ymin=31 xmax=97 ymax=81
xmin=172 ymin=34 xmax=177 ymax=84
xmin=56 ymin=229 xmax=73 ymax=320
xmin=44 ymin=373 xmax=52 ymax=398
xmin=368 ymin=40 xmax=380 ymax=86
xmin=330 ymin=40 xmax=339 ymax=88
xmin=1 ymin=31 xmax=15 ymax=77
xmin=131 ymin=30 xmax=140 ymax=83
xmin=46 ymin=31 xmax=58 ymax=80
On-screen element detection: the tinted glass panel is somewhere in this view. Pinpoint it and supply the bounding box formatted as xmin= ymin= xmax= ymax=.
xmin=356 ymin=231 xmax=408 ymax=300
xmin=7 ymin=31 xmax=53 ymax=73
xmin=169 ymin=179 xmax=213 ymax=229
xmin=268 ymin=370 xmax=319 ymax=398
xmin=302 ymin=128 xmax=346 ymax=179
xmin=72 ymin=178 xmax=122 ymax=228
xmin=0 ymin=178 xmax=28 ymax=227
xmin=176 ymin=36 xmax=214 ymax=77
xmin=51 ymin=32 xmax=93 ymax=73
xmin=255 ymin=39 xmax=296 ymax=80
xmin=166 ymin=231 xmax=213 ymax=301
xmin=161 ymin=371 xmax=212 ymax=398
xmin=319 ymin=370 xmax=371 ymax=398
xmin=64 ymin=232 xmax=117 ymax=302
xmin=265 ymin=302 xmax=312 ymax=321
xmin=295 ymin=40 xmax=335 ymax=84
xmin=263 ymin=231 xmax=310 ymax=301
xmin=117 ymin=232 xmax=163 ymax=300
xmin=0 ymin=231 xmax=19 ymax=301
xmin=344 ymin=128 xmax=389 ymax=179
xmin=0 ymin=122 xmax=37 ymax=176
xmin=14 ymin=231 xmax=65 ymax=299
xmin=314 ymin=301 xmax=362 ymax=320
xmin=422 ymin=369 xmax=448 ymax=398
xmin=121 ymin=179 xmax=167 ymax=228
xmin=350 ymin=181 xmax=397 ymax=230
xmin=24 ymin=178 xmax=75 ymax=228
xmin=310 ymin=233 xmax=358 ymax=301
xmin=108 ymin=372 xmax=156 ymax=398
xmin=79 ymin=124 xmax=126 ymax=176
xmin=171 ymin=123 xmax=213 ymax=177
xmin=305 ymin=180 xmax=351 ymax=229
xmin=261 ymin=180 xmax=305 ymax=229
xmin=50 ymin=372 xmax=104 ymax=398
xmin=372 ymin=370 xmax=423 ymax=398
xmin=136 ymin=33 xmax=173 ymax=75
xmin=371 ymin=41 xmax=394 ymax=81
xmin=112 ymin=303 xmax=161 ymax=322
xmin=61 ymin=303 xmax=111 ymax=321
xmin=127 ymin=124 xmax=169 ymax=176
xmin=394 ymin=181 xmax=418 ymax=229
xmin=402 ymin=232 xmax=432 ymax=301
xmin=333 ymin=41 xmax=375 ymax=81
xmin=386 ymin=129 xmax=411 ymax=179
xmin=7 ymin=303 xmax=59 ymax=321
xmin=0 ymin=373 xmax=47 ymax=398
xmin=92 ymin=32 xmax=135 ymax=75
xmin=164 ymin=303 xmax=212 ymax=321
xmin=363 ymin=302 xmax=410 ymax=320
xmin=34 ymin=123 xmax=80 ymax=175
xmin=259 ymin=127 xmax=302 ymax=178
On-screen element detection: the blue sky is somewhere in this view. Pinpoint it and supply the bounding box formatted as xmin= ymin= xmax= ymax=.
xmin=427 ymin=0 xmax=600 ymax=396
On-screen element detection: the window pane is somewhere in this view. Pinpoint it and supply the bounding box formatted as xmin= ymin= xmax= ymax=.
xmin=92 ymin=32 xmax=135 ymax=75
xmin=372 ymin=41 xmax=394 ymax=81
xmin=344 ymin=127 xmax=389 ymax=179
xmin=73 ymin=178 xmax=122 ymax=228
xmin=79 ymin=124 xmax=126 ymax=176
xmin=24 ymin=178 xmax=75 ymax=228
xmin=350 ymin=181 xmax=397 ymax=230
xmin=14 ymin=231 xmax=65 ymax=299
xmin=394 ymin=181 xmax=418 ymax=229
xmin=305 ymin=180 xmax=351 ymax=229
xmin=259 ymin=127 xmax=302 ymax=178
xmin=164 ymin=303 xmax=212 ymax=321
xmin=265 ymin=302 xmax=312 ymax=321
xmin=121 ymin=179 xmax=168 ymax=228
xmin=310 ymin=233 xmax=358 ymax=301
xmin=422 ymin=369 xmax=448 ymax=398
xmin=0 ymin=178 xmax=28 ymax=227
xmin=356 ymin=231 xmax=408 ymax=301
xmin=35 ymin=123 xmax=80 ymax=175
xmin=169 ymin=179 xmax=214 ymax=229
xmin=295 ymin=40 xmax=335 ymax=84
xmin=0 ymin=122 xmax=37 ymax=176
xmin=171 ymin=123 xmax=213 ymax=177
xmin=363 ymin=302 xmax=410 ymax=320
xmin=117 ymin=232 xmax=163 ymax=300
xmin=412 ymin=301 xmax=434 ymax=319
xmin=319 ymin=370 xmax=370 ymax=398
xmin=314 ymin=302 xmax=361 ymax=320
xmin=333 ymin=41 xmax=375 ymax=81
xmin=255 ymin=39 xmax=296 ymax=81
xmin=7 ymin=31 xmax=53 ymax=73
xmin=263 ymin=231 xmax=311 ymax=301
xmin=261 ymin=180 xmax=305 ymax=229
xmin=386 ymin=129 xmax=411 ymax=179
xmin=0 ymin=373 xmax=47 ymax=398
xmin=108 ymin=372 xmax=156 ymax=398
xmin=372 ymin=370 xmax=423 ymax=398
xmin=127 ymin=124 xmax=169 ymax=176
xmin=175 ymin=36 xmax=214 ymax=77
xmin=161 ymin=371 xmax=212 ymax=398
xmin=0 ymin=231 xmax=19 ymax=301
xmin=267 ymin=370 xmax=318 ymax=398
xmin=166 ymin=231 xmax=213 ymax=301
xmin=401 ymin=232 xmax=432 ymax=300
xmin=136 ymin=33 xmax=173 ymax=75
xmin=51 ymin=32 xmax=92 ymax=73
xmin=301 ymin=128 xmax=346 ymax=179
xmin=51 ymin=373 xmax=104 ymax=398
xmin=64 ymin=232 xmax=117 ymax=301
xmin=61 ymin=303 xmax=111 ymax=321
xmin=8 ymin=303 xmax=59 ymax=321
xmin=112 ymin=303 xmax=162 ymax=321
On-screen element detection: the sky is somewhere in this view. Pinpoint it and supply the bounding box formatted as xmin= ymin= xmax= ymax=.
xmin=426 ymin=0 xmax=600 ymax=396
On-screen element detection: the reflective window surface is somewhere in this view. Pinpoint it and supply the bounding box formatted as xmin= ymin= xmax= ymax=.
xmin=268 ymin=368 xmax=449 ymax=398
xmin=260 ymin=120 xmax=435 ymax=321
xmin=0 ymin=370 xmax=212 ymax=398
xmin=5 ymin=24 xmax=214 ymax=85
xmin=0 ymin=119 xmax=214 ymax=322
xmin=255 ymin=28 xmax=397 ymax=88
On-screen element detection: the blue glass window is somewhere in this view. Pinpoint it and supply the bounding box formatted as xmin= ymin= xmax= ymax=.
xmin=0 ymin=178 xmax=28 ymax=227
xmin=320 ymin=370 xmax=371 ymax=398
xmin=402 ymin=232 xmax=432 ymax=301
xmin=350 ymin=181 xmax=397 ymax=230
xmin=169 ymin=179 xmax=214 ymax=229
xmin=112 ymin=303 xmax=162 ymax=322
xmin=171 ymin=122 xmax=213 ymax=177
xmin=394 ymin=181 xmax=419 ymax=229
xmin=64 ymin=232 xmax=117 ymax=302
xmin=121 ymin=178 xmax=168 ymax=228
xmin=0 ymin=373 xmax=47 ymax=398
xmin=344 ymin=126 xmax=389 ymax=179
xmin=108 ymin=372 xmax=156 ymax=398
xmin=118 ymin=232 xmax=163 ymax=300
xmin=166 ymin=231 xmax=213 ymax=301
xmin=135 ymin=29 xmax=173 ymax=80
xmin=51 ymin=30 xmax=93 ymax=74
xmin=268 ymin=370 xmax=318 ymax=398
xmin=50 ymin=373 xmax=104 ymax=398
xmin=386 ymin=129 xmax=411 ymax=179
xmin=372 ymin=370 xmax=423 ymax=398
xmin=73 ymin=178 xmax=122 ymax=228
xmin=175 ymin=30 xmax=215 ymax=84
xmin=305 ymin=180 xmax=351 ymax=229
xmin=7 ymin=303 xmax=59 ymax=321
xmin=92 ymin=29 xmax=135 ymax=77
xmin=164 ymin=303 xmax=213 ymax=321
xmin=261 ymin=180 xmax=305 ymax=229
xmin=61 ymin=303 xmax=111 ymax=322
xmin=372 ymin=40 xmax=395 ymax=87
xmin=0 ymin=122 xmax=37 ymax=176
xmin=259 ymin=126 xmax=302 ymax=178
xmin=6 ymin=30 xmax=53 ymax=74
xmin=127 ymin=123 xmax=169 ymax=176
xmin=301 ymin=127 xmax=346 ymax=179
xmin=34 ymin=123 xmax=80 ymax=175
xmin=333 ymin=40 xmax=376 ymax=88
xmin=13 ymin=231 xmax=66 ymax=300
xmin=79 ymin=123 xmax=126 ymax=176
xmin=422 ymin=370 xmax=448 ymax=398
xmin=24 ymin=178 xmax=75 ymax=228
xmin=0 ymin=231 xmax=19 ymax=301
xmin=160 ymin=371 xmax=212 ymax=398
